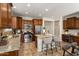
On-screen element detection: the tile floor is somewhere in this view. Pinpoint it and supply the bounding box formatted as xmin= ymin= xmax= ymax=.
xmin=18 ymin=41 xmax=67 ymax=56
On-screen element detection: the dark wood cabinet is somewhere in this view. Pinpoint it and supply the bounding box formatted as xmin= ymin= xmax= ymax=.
xmin=67 ymin=17 xmax=76 ymax=29
xmin=23 ymin=20 xmax=33 ymax=25
xmin=0 ymin=3 xmax=12 ymax=28
xmin=75 ymin=18 xmax=79 ymax=29
xmin=63 ymin=17 xmax=79 ymax=29
xmin=62 ymin=34 xmax=74 ymax=43
xmin=62 ymin=34 xmax=79 ymax=46
xmin=33 ymin=19 xmax=42 ymax=25
xmin=17 ymin=17 xmax=22 ymax=29
xmin=33 ymin=19 xmax=38 ymax=25
xmin=12 ymin=16 xmax=22 ymax=29
xmin=74 ymin=36 xmax=79 ymax=46
xmin=7 ymin=4 xmax=12 ymax=27
xmin=63 ymin=20 xmax=68 ymax=29
xmin=38 ymin=19 xmax=42 ymax=25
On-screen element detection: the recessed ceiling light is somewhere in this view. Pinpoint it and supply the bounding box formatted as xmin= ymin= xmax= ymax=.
xmin=25 ymin=12 xmax=28 ymax=14
xmin=27 ymin=4 xmax=31 ymax=7
xmin=45 ymin=8 xmax=48 ymax=11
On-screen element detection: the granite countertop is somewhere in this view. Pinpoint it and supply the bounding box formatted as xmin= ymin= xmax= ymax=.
xmin=35 ymin=34 xmax=53 ymax=39
xmin=62 ymin=34 xmax=79 ymax=36
xmin=0 ymin=34 xmax=20 ymax=53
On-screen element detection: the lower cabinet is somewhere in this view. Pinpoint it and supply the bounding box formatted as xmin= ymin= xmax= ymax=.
xmin=0 ymin=50 xmax=19 ymax=56
xmin=74 ymin=36 xmax=79 ymax=46
xmin=62 ymin=34 xmax=74 ymax=43
xmin=62 ymin=34 xmax=79 ymax=46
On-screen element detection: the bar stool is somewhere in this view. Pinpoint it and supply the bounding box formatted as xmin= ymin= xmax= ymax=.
xmin=41 ymin=36 xmax=56 ymax=55
xmin=62 ymin=42 xmax=78 ymax=56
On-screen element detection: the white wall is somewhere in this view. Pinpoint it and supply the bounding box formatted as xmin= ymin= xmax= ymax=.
xmin=54 ymin=20 xmax=60 ymax=41
xmin=53 ymin=16 xmax=63 ymax=42
xmin=43 ymin=17 xmax=54 ymax=35
xmin=44 ymin=21 xmax=54 ymax=34
xmin=68 ymin=30 xmax=79 ymax=35
xmin=43 ymin=17 xmax=54 ymax=21
xmin=64 ymin=12 xmax=79 ymax=20
xmin=43 ymin=17 xmax=63 ymax=41
xmin=23 ymin=17 xmax=33 ymax=20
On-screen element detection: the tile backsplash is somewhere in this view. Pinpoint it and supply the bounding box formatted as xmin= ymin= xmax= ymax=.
xmin=68 ymin=30 xmax=79 ymax=35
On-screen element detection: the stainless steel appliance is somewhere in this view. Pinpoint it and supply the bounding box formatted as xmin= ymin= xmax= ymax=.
xmin=35 ymin=25 xmax=42 ymax=34
xmin=23 ymin=24 xmax=33 ymax=42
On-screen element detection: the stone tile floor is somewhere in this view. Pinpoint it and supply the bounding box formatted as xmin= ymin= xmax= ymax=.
xmin=18 ymin=41 xmax=68 ymax=56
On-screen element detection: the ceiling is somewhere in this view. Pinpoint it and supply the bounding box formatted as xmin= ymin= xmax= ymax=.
xmin=12 ymin=3 xmax=79 ymax=20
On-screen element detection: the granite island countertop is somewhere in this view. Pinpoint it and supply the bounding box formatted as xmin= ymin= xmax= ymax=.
xmin=35 ymin=34 xmax=53 ymax=39
xmin=35 ymin=34 xmax=54 ymax=52
xmin=0 ymin=34 xmax=20 ymax=53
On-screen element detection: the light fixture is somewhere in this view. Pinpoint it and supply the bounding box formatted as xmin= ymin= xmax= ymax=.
xmin=25 ymin=12 xmax=28 ymax=14
xmin=27 ymin=4 xmax=31 ymax=7
xmin=45 ymin=8 xmax=48 ymax=11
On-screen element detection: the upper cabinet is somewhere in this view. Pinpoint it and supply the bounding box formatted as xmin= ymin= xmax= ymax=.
xmin=75 ymin=18 xmax=79 ymax=29
xmin=12 ymin=16 xmax=22 ymax=29
xmin=67 ymin=17 xmax=76 ymax=29
xmin=0 ymin=3 xmax=12 ymax=28
xmin=63 ymin=17 xmax=79 ymax=29
xmin=7 ymin=4 xmax=12 ymax=27
xmin=63 ymin=20 xmax=68 ymax=29
xmin=33 ymin=19 xmax=42 ymax=25
xmin=23 ymin=20 xmax=33 ymax=25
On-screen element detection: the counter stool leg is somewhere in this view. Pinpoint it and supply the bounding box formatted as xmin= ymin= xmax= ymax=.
xmin=63 ymin=50 xmax=65 ymax=56
xmin=41 ymin=41 xmax=44 ymax=56
xmin=51 ymin=44 xmax=53 ymax=55
xmin=55 ymin=42 xmax=58 ymax=52
xmin=45 ymin=44 xmax=48 ymax=55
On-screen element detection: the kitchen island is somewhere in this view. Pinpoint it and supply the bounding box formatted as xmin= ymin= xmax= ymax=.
xmin=0 ymin=34 xmax=20 ymax=56
xmin=36 ymin=34 xmax=55 ymax=52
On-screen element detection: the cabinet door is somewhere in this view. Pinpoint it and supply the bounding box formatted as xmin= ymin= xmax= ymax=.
xmin=29 ymin=20 xmax=33 ymax=25
xmin=12 ymin=16 xmax=17 ymax=29
xmin=74 ymin=36 xmax=79 ymax=46
xmin=67 ymin=17 xmax=76 ymax=29
xmin=7 ymin=4 xmax=12 ymax=27
xmin=33 ymin=19 xmax=39 ymax=25
xmin=1 ymin=11 xmax=8 ymax=27
xmin=38 ymin=19 xmax=42 ymax=25
xmin=63 ymin=20 xmax=68 ymax=29
xmin=75 ymin=18 xmax=79 ymax=29
xmin=1 ymin=4 xmax=8 ymax=28
xmin=1 ymin=3 xmax=8 ymax=11
xmin=17 ymin=17 xmax=22 ymax=29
